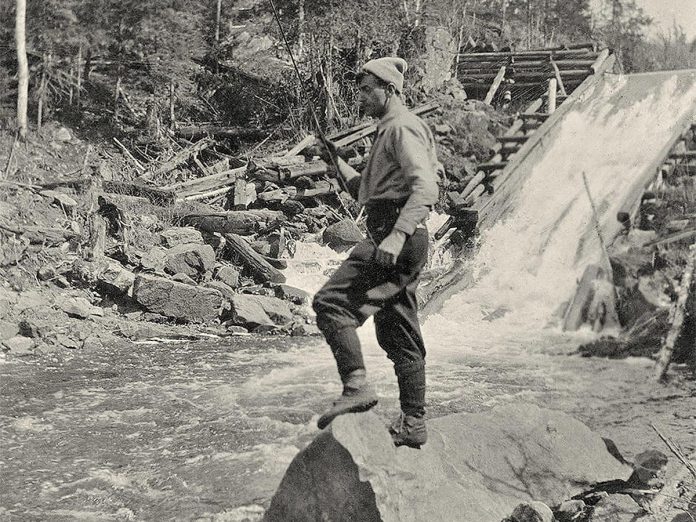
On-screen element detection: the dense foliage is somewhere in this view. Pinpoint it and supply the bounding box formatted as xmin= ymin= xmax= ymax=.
xmin=1 ymin=0 xmax=694 ymax=138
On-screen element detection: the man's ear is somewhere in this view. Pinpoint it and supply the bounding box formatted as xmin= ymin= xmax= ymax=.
xmin=387 ymin=83 xmax=397 ymax=96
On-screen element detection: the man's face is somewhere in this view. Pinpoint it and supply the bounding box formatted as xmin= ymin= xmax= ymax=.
xmin=358 ymin=74 xmax=389 ymax=118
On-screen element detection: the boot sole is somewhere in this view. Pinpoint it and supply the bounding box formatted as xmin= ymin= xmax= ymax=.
xmin=317 ymin=398 xmax=378 ymax=430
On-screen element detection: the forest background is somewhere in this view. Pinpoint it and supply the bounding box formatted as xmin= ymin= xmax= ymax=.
xmin=1 ymin=0 xmax=696 ymax=145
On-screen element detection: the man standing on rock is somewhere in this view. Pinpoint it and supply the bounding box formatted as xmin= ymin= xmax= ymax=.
xmin=312 ymin=57 xmax=439 ymax=448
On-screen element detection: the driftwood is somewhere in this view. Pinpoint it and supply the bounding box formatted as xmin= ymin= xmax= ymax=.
xmin=102 ymin=180 xmax=176 ymax=205
xmin=223 ymin=233 xmax=286 ymax=284
xmin=112 ymin=138 xmax=145 ymax=172
xmin=655 ymin=245 xmax=696 ymax=381
xmin=0 ymin=221 xmax=77 ymax=245
xmin=175 ymin=126 xmax=269 ymax=141
xmin=142 ymin=138 xmax=212 ymax=180
xmin=182 ymin=209 xmax=283 ymax=236
xmin=644 ymin=228 xmax=696 ymax=248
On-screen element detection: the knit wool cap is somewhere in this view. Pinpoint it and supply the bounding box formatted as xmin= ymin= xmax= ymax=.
xmin=361 ymin=57 xmax=408 ymax=94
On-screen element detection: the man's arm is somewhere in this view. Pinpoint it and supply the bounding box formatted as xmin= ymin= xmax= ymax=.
xmin=375 ymin=123 xmax=439 ymax=265
xmin=319 ymin=141 xmax=362 ymax=200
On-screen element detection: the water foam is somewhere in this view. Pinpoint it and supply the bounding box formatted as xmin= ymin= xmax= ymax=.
xmin=423 ymin=72 xmax=696 ymax=356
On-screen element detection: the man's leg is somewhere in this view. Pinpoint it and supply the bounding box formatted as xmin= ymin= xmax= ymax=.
xmin=374 ymin=228 xmax=429 ymax=447
xmin=312 ymin=240 xmax=394 ymax=429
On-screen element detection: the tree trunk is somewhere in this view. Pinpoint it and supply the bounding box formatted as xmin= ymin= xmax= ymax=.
xmin=15 ymin=0 xmax=28 ymax=140
xmin=114 ymin=75 xmax=121 ymax=120
xmin=37 ymin=53 xmax=48 ymax=129
xmin=76 ymin=45 xmax=82 ymax=107
xmin=297 ymin=0 xmax=305 ymax=59
xmin=215 ymin=0 xmax=222 ymax=43
xmin=169 ymin=81 xmax=176 ymax=129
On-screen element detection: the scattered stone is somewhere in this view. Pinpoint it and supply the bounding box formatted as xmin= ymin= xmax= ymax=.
xmin=274 ymin=284 xmax=310 ymax=305
xmin=224 ymin=295 xmax=274 ymax=327
xmin=172 ymin=273 xmax=197 ymax=285
xmin=1 ymin=335 xmax=35 ymax=355
xmin=37 ymin=264 xmax=57 ymax=281
xmin=56 ymin=333 xmax=80 ymax=349
xmin=133 ymin=275 xmax=223 ymax=323
xmin=434 ymin=123 xmax=453 ymax=135
xmin=505 ymin=501 xmax=554 ymax=522
xmin=0 ymin=235 xmax=28 ymax=266
xmin=266 ymin=405 xmax=633 ymax=522
xmin=17 ymin=319 xmax=51 ymax=338
xmin=587 ymin=493 xmax=644 ymax=521
xmin=160 ymin=227 xmax=204 ymax=248
xmin=97 ymin=261 xmax=136 ymax=294
xmin=0 ymin=320 xmax=19 ymax=341
xmin=322 ymin=219 xmax=363 ymax=252
xmin=214 ymin=265 xmax=240 ymax=289
xmin=555 ymin=499 xmax=586 ymax=522
xmin=246 ymin=294 xmax=293 ymax=324
xmin=290 ymin=323 xmax=321 ymax=337
xmin=253 ymin=324 xmax=284 ymax=335
xmin=82 ymin=334 xmax=103 ymax=350
xmin=138 ymin=246 xmax=168 ymax=273
xmin=205 ymin=280 xmax=236 ymax=301
xmin=633 ymin=449 xmax=668 ymax=484
xmin=58 ymin=296 xmax=102 ymax=318
xmin=163 ymin=243 xmax=215 ymax=281
xmin=40 ymin=190 xmax=78 ymax=214
xmin=224 ymin=324 xmax=249 ymax=335
xmin=16 ymin=291 xmax=48 ymax=312
xmin=54 ymin=127 xmax=72 ymax=142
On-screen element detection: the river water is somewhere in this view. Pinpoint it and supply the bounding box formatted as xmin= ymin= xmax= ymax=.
xmin=3 ymin=72 xmax=696 ymax=520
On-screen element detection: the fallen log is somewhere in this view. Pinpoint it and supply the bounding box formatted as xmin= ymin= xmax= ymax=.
xmin=655 ymin=245 xmax=696 ymax=381
xmin=165 ymin=166 xmax=246 ymax=195
xmin=223 ymin=233 xmax=286 ymax=284
xmin=182 ymin=209 xmax=284 ymax=236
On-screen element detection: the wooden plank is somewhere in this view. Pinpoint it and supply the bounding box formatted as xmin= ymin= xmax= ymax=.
xmin=550 ymin=60 xmax=568 ymax=96
xmin=475 ymin=53 xmax=617 ymax=228
xmin=223 ymin=233 xmax=286 ymax=284
xmin=142 ymin=138 xmax=212 ymax=180
xmin=484 ymin=66 xmax=506 ymax=105
xmin=284 ymin=134 xmax=316 ymax=157
xmin=102 ymin=180 xmax=176 ymax=205
xmin=165 ymin=166 xmax=247 ymax=194
xmin=547 ymin=78 xmax=558 ymax=114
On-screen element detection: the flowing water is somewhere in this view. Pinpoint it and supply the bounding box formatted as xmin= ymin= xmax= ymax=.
xmin=3 ymin=72 xmax=696 ymax=520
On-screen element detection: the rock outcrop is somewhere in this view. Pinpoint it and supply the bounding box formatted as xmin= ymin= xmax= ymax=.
xmin=265 ymin=404 xmax=633 ymax=522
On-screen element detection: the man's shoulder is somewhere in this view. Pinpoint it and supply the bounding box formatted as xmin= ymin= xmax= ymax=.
xmin=382 ymin=106 xmax=430 ymax=135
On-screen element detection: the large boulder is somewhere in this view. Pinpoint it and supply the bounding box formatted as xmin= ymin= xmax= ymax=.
xmin=265 ymin=404 xmax=633 ymax=522
xmin=225 ymin=295 xmax=274 ymax=327
xmin=133 ymin=275 xmax=223 ymax=322
xmin=163 ymin=243 xmax=216 ymax=281
xmin=160 ymin=227 xmax=204 ymax=248
xmin=224 ymin=294 xmax=293 ymax=327
xmin=322 ymin=219 xmax=363 ymax=252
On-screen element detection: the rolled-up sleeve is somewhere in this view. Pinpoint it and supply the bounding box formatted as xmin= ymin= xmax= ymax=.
xmin=391 ymin=125 xmax=439 ymax=235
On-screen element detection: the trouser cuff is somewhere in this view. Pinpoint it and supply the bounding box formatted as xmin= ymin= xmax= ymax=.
xmin=395 ymin=361 xmax=426 ymax=417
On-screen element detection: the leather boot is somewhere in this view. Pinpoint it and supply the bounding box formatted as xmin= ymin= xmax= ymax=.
xmin=389 ymin=411 xmax=427 ymax=448
xmin=317 ymin=370 xmax=378 ymax=430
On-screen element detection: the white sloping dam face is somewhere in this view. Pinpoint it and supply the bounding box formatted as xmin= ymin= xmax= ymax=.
xmin=422 ymin=70 xmax=696 ymax=354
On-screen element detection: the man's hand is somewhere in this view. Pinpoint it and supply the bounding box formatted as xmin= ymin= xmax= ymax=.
xmin=375 ymin=229 xmax=407 ymax=265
